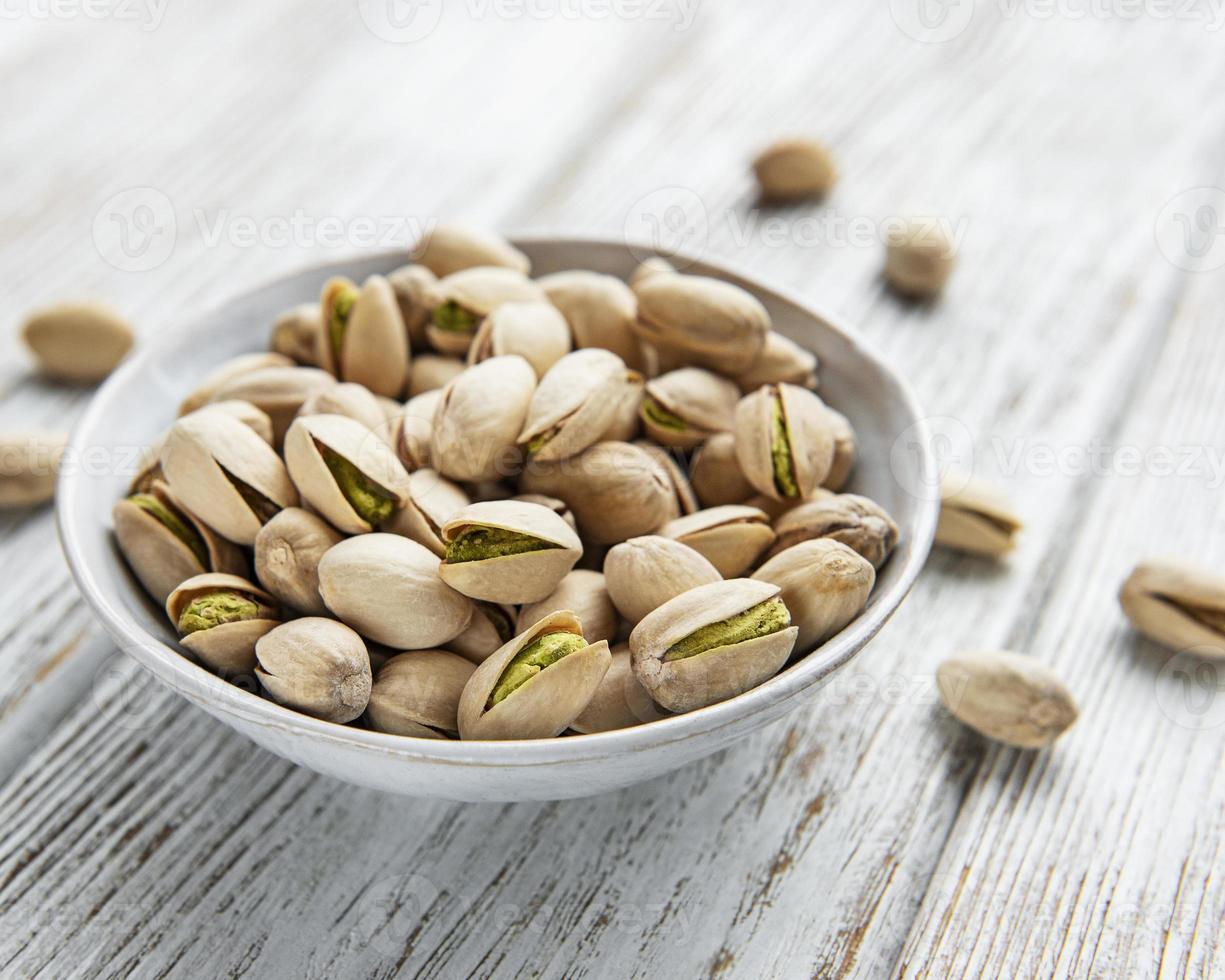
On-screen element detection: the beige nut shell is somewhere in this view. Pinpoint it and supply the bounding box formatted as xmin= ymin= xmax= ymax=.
xmin=431 ymin=355 xmax=536 ymax=482
xmin=516 ymin=570 xmax=619 ymax=645
xmin=253 ymin=507 xmax=344 ymax=615
xmin=733 ymin=384 xmax=835 ymax=501
xmin=467 ymin=301 xmax=572 ymax=378
xmin=166 ymin=572 xmax=280 ymax=675
xmin=659 ymin=505 xmax=775 ymax=578
xmin=22 ymin=302 xmax=134 ymax=383
xmin=641 ymin=367 xmax=739 ymax=449
xmin=603 ymin=535 xmax=722 ymax=625
xmin=179 ymin=352 xmax=295 ymax=417
xmin=519 ymin=348 xmax=636 ymax=463
xmin=536 ymin=270 xmax=643 ymax=370
xmin=367 ymin=649 xmax=476 ymax=738
xmin=570 ymin=645 xmax=667 ymax=734
xmin=384 ymin=468 xmax=471 ymax=556
xmin=411 ymin=225 xmax=531 ymax=278
xmin=255 ymin=618 xmax=372 ymax=724
xmin=319 ymin=275 xmax=410 ymax=397
xmin=633 ymin=274 xmax=769 ymax=375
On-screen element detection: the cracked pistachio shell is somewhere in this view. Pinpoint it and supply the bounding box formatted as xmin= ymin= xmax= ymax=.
xmin=388 ymin=264 xmax=438 ymax=350
xmin=629 ymin=257 xmax=676 ymax=290
xmin=458 ymin=611 xmax=611 ymax=740
xmin=439 ymin=500 xmax=582 ymax=604
xmin=519 ymin=441 xmax=679 ymax=546
xmin=735 ymin=332 xmax=818 ymax=392
xmin=660 ymin=505 xmax=775 ymax=578
xmin=885 ymin=220 xmax=956 ymax=298
xmin=21 ymin=302 xmax=133 ymax=383
xmin=397 ymin=390 xmax=441 ymax=471
xmin=368 ymin=650 xmax=476 ymax=737
xmin=114 ymin=480 xmax=249 ymax=605
xmin=426 ymin=267 xmax=546 ymax=355
xmin=208 ymin=365 xmax=337 ymax=447
xmin=632 ymin=274 xmax=769 ymax=375
xmin=449 ymin=602 xmax=518 ymax=665
xmin=319 ymin=275 xmax=410 ymax=398
xmin=517 ymin=570 xmax=619 ymax=646
xmin=432 ymin=355 xmax=536 ymax=482
xmin=519 ymin=349 xmax=639 ymax=463
xmin=255 ymin=618 xmax=372 ymax=724
xmin=253 ymin=507 xmax=344 ymax=616
xmin=935 ymin=471 xmax=1021 ymax=557
xmin=135 ymin=400 xmax=274 ymax=495
xmin=823 ymin=408 xmax=857 ymax=491
xmin=161 ymin=409 xmax=299 ymax=545
xmin=411 ymin=225 xmax=530 ymax=278
xmin=408 ymin=354 xmax=465 ymax=397
xmin=199 ymin=400 xmax=276 ymax=446
xmin=690 ymin=432 xmax=755 ymax=508
xmin=318 ymin=534 xmax=474 ymax=649
xmin=571 ymin=644 xmax=667 ymax=734
xmin=536 ymin=270 xmax=644 ymax=370
xmin=297 ymin=382 xmax=390 ymax=439
xmin=467 ymin=301 xmax=572 ymax=378
xmin=0 ymin=431 xmax=66 ymax=508
xmin=271 ymin=303 xmax=323 ymax=367
xmin=641 ymin=367 xmax=739 ymax=449
xmin=630 ymin=579 xmax=797 ymax=713
xmin=603 ymin=371 xmax=645 ymax=443
xmin=936 ymin=651 xmax=1077 ymax=749
xmin=752 ymin=138 xmax=837 ymax=202
xmin=384 ymin=468 xmax=470 ymax=556
xmin=770 ymin=492 xmax=899 ymax=570
xmin=734 ymin=384 xmax=835 ymax=501
xmin=166 ymin=572 xmax=280 ymax=675
xmin=1120 ymin=560 xmax=1225 ymax=655
xmin=513 ymin=493 xmax=577 ymax=532
xmin=634 ymin=441 xmax=697 ymax=515
xmin=752 ymin=539 xmax=874 ymax=654
xmin=179 ymin=352 xmax=295 ymax=416
xmin=284 ymin=414 xmax=411 ymax=534
xmin=603 ymin=535 xmax=722 ymax=625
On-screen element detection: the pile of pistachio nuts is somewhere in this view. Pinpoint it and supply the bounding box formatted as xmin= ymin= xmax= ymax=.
xmin=112 ymin=225 xmax=901 ymax=741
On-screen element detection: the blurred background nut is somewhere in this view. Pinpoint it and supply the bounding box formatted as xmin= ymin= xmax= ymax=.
xmin=253 ymin=507 xmax=344 ymax=616
xmin=604 ymin=535 xmax=722 ymax=625
xmin=517 ymin=570 xmax=619 ymax=645
xmin=0 ymin=432 xmax=67 ymax=508
xmin=398 ymin=390 xmax=441 ymax=470
xmin=195 ymin=400 xmax=276 ymax=446
xmin=21 ymin=301 xmax=134 ymax=383
xmin=628 ymin=256 xmax=675 ymax=290
xmin=255 ymin=618 xmax=372 ymax=724
xmin=178 ymin=352 xmax=294 ymax=416
xmin=270 ymin=303 xmax=323 ymax=366
xmin=387 ymin=264 xmax=438 ymax=350
xmin=410 ymin=224 xmax=531 ymax=278
xmin=570 ymin=644 xmax=668 ymax=734
xmin=367 ymin=650 xmax=475 ymax=738
xmin=884 ymin=219 xmax=957 ymax=299
xmin=734 ymin=333 xmax=817 ymax=393
xmin=407 ymin=354 xmax=465 ymax=397
xmin=659 ymin=505 xmax=774 ymax=578
xmin=448 ymin=601 xmax=517 ymax=665
xmin=935 ymin=471 xmax=1022 ymax=558
xmin=425 ymin=266 xmax=546 ymax=356
xmin=689 ymin=432 xmax=755 ymax=508
xmin=769 ymin=493 xmax=899 ymax=570
xmin=536 ymin=269 xmax=643 ymax=371
xmin=1119 ymin=560 xmax=1225 ymax=655
xmin=431 ymin=355 xmax=536 ymax=483
xmin=467 ymin=300 xmax=572 ymax=378
xmin=166 ymin=572 xmax=280 ymax=675
xmin=519 ymin=349 xmax=637 ymax=463
xmin=752 ymin=137 xmax=837 ymax=202
xmin=297 ymin=382 xmax=388 ymax=437
xmin=936 ymin=651 xmax=1077 ymax=749
xmin=384 ymin=468 xmax=470 ymax=557
xmin=640 ymin=367 xmax=739 ymax=450
xmin=734 ymin=383 xmax=835 ymax=501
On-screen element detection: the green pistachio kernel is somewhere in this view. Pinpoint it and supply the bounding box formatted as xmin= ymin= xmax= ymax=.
xmin=434 ymin=300 xmax=479 ymax=334
xmin=130 ymin=493 xmax=208 ymax=567
xmin=221 ymin=468 xmax=281 ymax=523
xmin=317 ymin=442 xmax=397 ymax=526
xmin=445 ymin=526 xmax=558 ymax=563
xmin=177 ymin=590 xmax=262 ymax=636
xmin=525 ymin=427 xmax=559 ymax=455
xmin=770 ymin=395 xmax=798 ymax=498
xmin=329 ymin=286 xmax=358 ymax=361
xmin=488 ymin=630 xmax=587 ymax=707
xmin=664 ymin=597 xmax=791 ymax=662
xmin=641 ymin=397 xmax=688 ymax=432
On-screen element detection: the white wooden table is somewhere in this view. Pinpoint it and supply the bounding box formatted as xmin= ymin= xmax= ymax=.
xmin=3 ymin=3 xmax=1225 ymax=976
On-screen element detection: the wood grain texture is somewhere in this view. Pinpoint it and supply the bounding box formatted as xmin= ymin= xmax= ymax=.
xmin=2 ymin=2 xmax=1225 ymax=977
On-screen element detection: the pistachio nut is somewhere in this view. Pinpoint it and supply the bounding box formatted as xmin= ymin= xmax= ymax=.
xmin=397 ymin=389 xmax=441 ymax=471
xmin=823 ymin=407 xmax=857 ymax=491
xmin=271 ymin=303 xmax=323 ymax=366
xmin=439 ymin=499 xmax=582 ymax=604
xmin=255 ymin=618 xmax=372 ymax=724
xmin=387 ymin=263 xmax=438 ymax=350
xmin=179 ymin=352 xmax=295 ymax=416
xmin=129 ymin=433 xmax=166 ymax=495
xmin=133 ymin=401 xmax=274 ymax=495
xmin=571 ymin=644 xmax=668 ymax=734
xmin=161 ymin=409 xmax=298 ymax=545
xmin=367 ymin=649 xmax=476 ymax=737
xmin=114 ymin=480 xmax=249 ymax=605
xmin=197 ymin=399 xmax=276 ymax=446
xmin=253 ymin=507 xmax=344 ymax=615
xmin=517 ymin=570 xmax=619 ymax=646
xmin=733 ymin=383 xmax=835 ymax=501
xmin=297 ymin=382 xmax=389 ymax=439
xmin=384 ymin=467 xmax=471 ymax=556
xmin=448 ymin=601 xmax=518 ymax=665
xmin=936 ymin=651 xmax=1078 ymax=749
xmin=885 ymin=219 xmax=956 ymax=299
xmin=630 ymin=579 xmax=797 ymax=713
xmin=166 ymin=572 xmax=280 ymax=674
xmin=769 ymin=492 xmax=899 ymax=569
xmin=519 ymin=441 xmax=680 ymax=546
xmin=407 ymin=354 xmax=465 ymax=397
xmin=319 ymin=275 xmax=409 ymax=397
xmin=752 ymin=540 xmax=874 ymax=654
xmin=752 ymin=138 xmax=837 ymax=202
xmin=513 ymin=493 xmax=577 ymax=532
xmin=466 ymin=300 xmax=572 ymax=378
xmin=660 ymin=505 xmax=775 ymax=578
xmin=633 ymin=274 xmax=770 ymax=375
xmin=317 ymin=534 xmax=474 ymax=648
xmin=518 ymin=349 xmax=639 ymax=463
xmin=536 ymin=270 xmax=644 ymax=370
xmin=628 ymin=257 xmax=676 ymax=290
xmin=689 ymin=432 xmax=755 ymax=508
xmin=208 ymin=365 xmax=337 ymax=446
xmin=0 ymin=432 xmax=67 ymax=508
xmin=634 ymin=441 xmax=698 ymax=515
xmin=425 ymin=267 xmax=546 ymax=356
xmin=1119 ymin=560 xmax=1225 ymax=655
xmin=411 ymin=224 xmax=531 ymax=278
xmin=734 ymin=332 xmax=818 ymax=392
xmin=603 ymin=372 xmax=646 ymax=442
xmin=603 ymin=535 xmax=722 ymax=625
xmin=284 ymin=414 xmax=411 ymax=534
xmin=431 ymin=355 xmax=536 ymax=482
xmin=457 ymin=610 xmax=611 ymax=740
xmin=21 ymin=301 xmax=134 ymax=383
xmin=935 ymin=471 xmax=1021 ymax=557
xmin=641 ymin=367 xmax=739 ymax=449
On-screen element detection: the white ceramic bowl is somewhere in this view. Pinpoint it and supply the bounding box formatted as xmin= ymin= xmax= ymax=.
xmin=58 ymin=236 xmax=938 ymax=801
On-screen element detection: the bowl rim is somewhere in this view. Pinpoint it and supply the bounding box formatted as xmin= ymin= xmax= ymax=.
xmin=57 ymin=234 xmax=938 ymax=765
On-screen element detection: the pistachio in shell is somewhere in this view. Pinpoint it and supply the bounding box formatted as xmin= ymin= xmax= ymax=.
xmin=166 ymin=572 xmax=280 ymax=675
xmin=431 ymin=354 xmax=536 ymax=482
xmin=517 ymin=570 xmax=619 ymax=646
xmin=439 ymin=499 xmax=582 ymax=604
xmin=467 ymin=300 xmax=572 ymax=378
xmin=536 ymin=270 xmax=644 ymax=370
xmin=367 ymin=649 xmax=476 ymax=737
xmin=411 ymin=224 xmax=530 ymax=278
xmin=253 ymin=507 xmax=344 ymax=616
xmin=634 ymin=440 xmax=698 ymax=516
xmin=689 ymin=432 xmax=755 ymax=508
xmin=603 ymin=535 xmax=722 ymax=625
xmin=297 ymin=382 xmax=390 ymax=439
xmin=935 ymin=471 xmax=1022 ymax=558
xmin=630 ymin=579 xmax=797 ymax=713
xmin=660 ymin=505 xmax=775 ymax=578
xmin=570 ymin=644 xmax=668 ymax=734
xmin=885 ymin=219 xmax=956 ymax=299
xmin=936 ymin=651 xmax=1077 ymax=749
xmin=518 ymin=349 xmax=639 ymax=463
xmin=823 ymin=407 xmax=857 ymax=491
xmin=208 ymin=365 xmax=337 ymax=446
xmin=425 ymin=266 xmax=546 ymax=356
xmin=179 ymin=352 xmax=295 ymax=417
xmin=752 ymin=138 xmax=837 ymax=202
xmin=0 ymin=432 xmax=66 ymax=508
xmin=319 ymin=275 xmax=410 ymax=397
xmin=448 ymin=601 xmax=518 ymax=665
xmin=255 ymin=618 xmax=372 ymax=724
xmin=457 ymin=610 xmax=610 ymax=740
xmin=628 ymin=257 xmax=676 ymax=290
xmin=384 ymin=468 xmax=471 ymax=556
xmin=1119 ymin=560 xmax=1225 ymax=655
xmin=733 ymin=383 xmax=835 ymax=501
xmin=769 ymin=493 xmax=899 ymax=570
xmin=387 ymin=263 xmax=438 ymax=350
xmin=398 ymin=389 xmax=442 ymax=470
xmin=408 ymin=354 xmax=465 ymax=396
xmin=21 ymin=301 xmax=134 ymax=383
xmin=734 ymin=332 xmax=818 ymax=393
xmin=640 ymin=367 xmax=739 ymax=449
xmin=271 ymin=303 xmax=323 ymax=366
xmin=513 ymin=493 xmax=577 ymax=532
